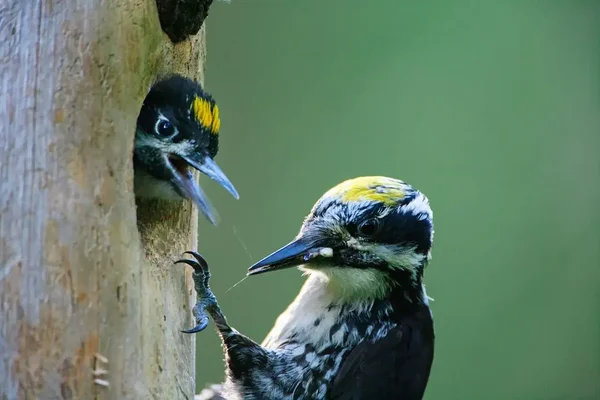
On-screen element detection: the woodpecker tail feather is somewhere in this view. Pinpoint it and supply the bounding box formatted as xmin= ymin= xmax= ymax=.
xmin=195 ymin=384 xmax=226 ymax=400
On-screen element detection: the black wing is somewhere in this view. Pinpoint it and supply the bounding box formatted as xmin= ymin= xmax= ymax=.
xmin=329 ymin=314 xmax=434 ymax=400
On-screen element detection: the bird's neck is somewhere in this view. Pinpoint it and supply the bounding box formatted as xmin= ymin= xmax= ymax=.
xmin=300 ymin=263 xmax=428 ymax=306
xmin=300 ymin=266 xmax=392 ymax=304
xmin=262 ymin=271 xmax=429 ymax=351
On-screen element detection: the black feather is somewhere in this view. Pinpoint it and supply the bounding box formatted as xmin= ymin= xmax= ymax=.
xmin=329 ymin=305 xmax=434 ymax=400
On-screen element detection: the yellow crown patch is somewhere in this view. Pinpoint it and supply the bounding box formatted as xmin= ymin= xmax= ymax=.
xmin=192 ymin=96 xmax=220 ymax=135
xmin=324 ymin=176 xmax=406 ymax=206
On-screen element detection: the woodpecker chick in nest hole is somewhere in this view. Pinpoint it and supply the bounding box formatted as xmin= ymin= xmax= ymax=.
xmin=134 ymin=75 xmax=239 ymax=225
xmin=178 ymin=176 xmax=436 ymax=400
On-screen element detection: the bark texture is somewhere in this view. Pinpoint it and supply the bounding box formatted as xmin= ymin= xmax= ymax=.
xmin=0 ymin=0 xmax=207 ymax=398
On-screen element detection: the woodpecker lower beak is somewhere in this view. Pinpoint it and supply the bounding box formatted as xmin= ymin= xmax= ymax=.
xmin=167 ymin=153 xmax=239 ymax=225
xmin=247 ymin=237 xmax=334 ymax=276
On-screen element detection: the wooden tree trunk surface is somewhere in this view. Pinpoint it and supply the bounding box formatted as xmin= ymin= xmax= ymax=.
xmin=0 ymin=1 xmax=207 ymax=398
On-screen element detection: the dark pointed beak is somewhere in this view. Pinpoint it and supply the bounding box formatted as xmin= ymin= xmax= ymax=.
xmin=247 ymin=237 xmax=334 ymax=276
xmin=168 ymin=153 xmax=238 ymax=225
xmin=182 ymin=155 xmax=239 ymax=200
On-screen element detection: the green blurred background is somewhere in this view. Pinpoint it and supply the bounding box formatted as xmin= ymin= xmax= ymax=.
xmin=196 ymin=2 xmax=600 ymax=399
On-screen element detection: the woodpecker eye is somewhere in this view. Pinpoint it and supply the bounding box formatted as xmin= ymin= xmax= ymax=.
xmin=357 ymin=218 xmax=381 ymax=237
xmin=155 ymin=118 xmax=176 ymax=138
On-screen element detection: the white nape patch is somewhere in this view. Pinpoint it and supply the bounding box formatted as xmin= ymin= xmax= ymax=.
xmin=401 ymin=192 xmax=432 ymax=222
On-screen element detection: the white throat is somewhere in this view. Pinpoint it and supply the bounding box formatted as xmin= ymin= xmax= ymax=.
xmin=299 ymin=265 xmax=392 ymax=303
xmin=261 ymin=271 xmax=388 ymax=351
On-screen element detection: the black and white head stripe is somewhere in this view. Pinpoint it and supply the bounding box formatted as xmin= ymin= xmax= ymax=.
xmin=303 ymin=177 xmax=434 ymax=256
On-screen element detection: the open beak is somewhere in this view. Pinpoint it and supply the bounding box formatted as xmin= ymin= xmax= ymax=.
xmin=247 ymin=236 xmax=334 ymax=276
xmin=167 ymin=153 xmax=239 ymax=225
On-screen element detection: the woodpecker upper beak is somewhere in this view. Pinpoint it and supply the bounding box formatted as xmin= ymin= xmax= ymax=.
xmin=247 ymin=237 xmax=334 ymax=276
xmin=167 ymin=153 xmax=239 ymax=225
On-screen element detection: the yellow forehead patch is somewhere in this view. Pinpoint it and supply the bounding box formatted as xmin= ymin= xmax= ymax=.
xmin=324 ymin=176 xmax=406 ymax=206
xmin=192 ymin=96 xmax=220 ymax=135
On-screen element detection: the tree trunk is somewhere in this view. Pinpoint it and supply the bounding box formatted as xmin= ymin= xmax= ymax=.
xmin=0 ymin=1 xmax=207 ymax=398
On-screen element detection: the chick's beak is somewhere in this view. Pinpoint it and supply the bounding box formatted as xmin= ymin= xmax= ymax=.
xmin=167 ymin=152 xmax=239 ymax=225
xmin=247 ymin=236 xmax=334 ymax=276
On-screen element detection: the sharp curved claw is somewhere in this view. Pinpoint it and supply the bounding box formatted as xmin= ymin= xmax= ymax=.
xmin=183 ymin=251 xmax=209 ymax=272
xmin=176 ymin=251 xmax=215 ymax=335
xmin=181 ymin=318 xmax=209 ymax=334
xmin=180 ymin=251 xmax=211 ymax=286
xmin=181 ymin=326 xmax=205 ymax=334
xmin=174 ymin=258 xmax=205 ymax=273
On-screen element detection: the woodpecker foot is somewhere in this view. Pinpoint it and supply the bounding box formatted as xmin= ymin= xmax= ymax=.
xmin=175 ymin=251 xmax=217 ymax=334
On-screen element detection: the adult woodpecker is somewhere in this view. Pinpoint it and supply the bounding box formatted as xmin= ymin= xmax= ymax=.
xmin=178 ymin=176 xmax=435 ymax=399
xmin=134 ymin=74 xmax=239 ymax=225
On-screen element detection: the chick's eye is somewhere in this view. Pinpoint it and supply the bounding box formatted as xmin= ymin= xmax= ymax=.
xmin=155 ymin=119 xmax=175 ymax=137
xmin=357 ymin=218 xmax=380 ymax=237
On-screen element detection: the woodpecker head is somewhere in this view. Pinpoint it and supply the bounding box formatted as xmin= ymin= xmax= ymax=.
xmin=248 ymin=176 xmax=434 ymax=301
xmin=134 ymin=75 xmax=239 ymax=225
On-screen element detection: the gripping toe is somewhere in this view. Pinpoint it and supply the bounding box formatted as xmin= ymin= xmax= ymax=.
xmin=181 ymin=314 xmax=210 ymax=334
xmin=174 ymin=258 xmax=202 ymax=272
xmin=183 ymin=251 xmax=209 ymax=272
xmin=181 ymin=324 xmax=207 ymax=334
